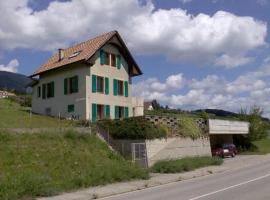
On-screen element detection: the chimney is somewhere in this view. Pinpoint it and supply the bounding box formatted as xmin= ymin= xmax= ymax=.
xmin=58 ymin=49 xmax=64 ymax=61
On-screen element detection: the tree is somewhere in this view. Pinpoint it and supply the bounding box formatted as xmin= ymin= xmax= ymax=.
xmin=238 ymin=105 xmax=268 ymax=141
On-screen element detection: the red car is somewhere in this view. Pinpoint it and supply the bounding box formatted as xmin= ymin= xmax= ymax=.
xmin=211 ymin=143 xmax=237 ymax=158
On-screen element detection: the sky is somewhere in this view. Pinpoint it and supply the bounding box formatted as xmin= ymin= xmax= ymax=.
xmin=0 ymin=0 xmax=270 ymax=116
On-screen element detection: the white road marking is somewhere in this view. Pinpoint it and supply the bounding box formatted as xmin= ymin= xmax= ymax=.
xmin=188 ymin=173 xmax=270 ymax=200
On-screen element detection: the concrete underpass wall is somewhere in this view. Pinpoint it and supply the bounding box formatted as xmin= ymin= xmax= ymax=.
xmin=210 ymin=134 xmax=233 ymax=147
xmin=145 ymin=137 xmax=211 ymax=167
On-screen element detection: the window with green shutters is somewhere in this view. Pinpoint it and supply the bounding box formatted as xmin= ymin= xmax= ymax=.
xmin=125 ymin=107 xmax=129 ymax=118
xmin=67 ymin=104 xmax=74 ymax=113
xmin=64 ymin=76 xmax=78 ymax=95
xmin=105 ymin=77 xmax=109 ymax=95
xmin=124 ymin=81 xmax=128 ymax=97
xmin=116 ymin=55 xmax=121 ymax=69
xmin=47 ymin=82 xmax=54 ymax=98
xmin=92 ymin=103 xmax=97 ymax=122
xmin=105 ymin=105 xmax=110 ymax=118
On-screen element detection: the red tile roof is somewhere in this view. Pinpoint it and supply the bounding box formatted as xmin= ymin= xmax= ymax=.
xmin=31 ymin=31 xmax=142 ymax=77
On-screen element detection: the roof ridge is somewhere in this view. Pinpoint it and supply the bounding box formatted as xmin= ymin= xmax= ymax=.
xmin=62 ymin=30 xmax=117 ymax=51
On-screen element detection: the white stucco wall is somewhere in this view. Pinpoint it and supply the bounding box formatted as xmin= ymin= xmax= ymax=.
xmin=145 ymin=137 xmax=211 ymax=167
xmin=87 ymin=43 xmax=133 ymax=120
xmin=32 ymin=63 xmax=88 ymax=119
xmin=209 ymin=119 xmax=249 ymax=135
xmin=132 ymin=97 xmax=144 ymax=117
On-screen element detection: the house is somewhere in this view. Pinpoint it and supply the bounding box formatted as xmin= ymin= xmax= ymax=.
xmin=30 ymin=31 xmax=143 ymax=122
xmin=0 ymin=90 xmax=16 ymax=99
xmin=144 ymin=101 xmax=154 ymax=111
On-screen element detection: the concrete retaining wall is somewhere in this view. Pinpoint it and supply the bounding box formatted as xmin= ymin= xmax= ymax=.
xmin=145 ymin=137 xmax=211 ymax=167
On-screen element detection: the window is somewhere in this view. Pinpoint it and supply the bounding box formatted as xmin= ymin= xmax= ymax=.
xmin=37 ymin=86 xmax=41 ymax=98
xmin=41 ymin=82 xmax=54 ymax=99
xmin=111 ymin=54 xmax=116 ymax=67
xmin=118 ymin=80 xmax=124 ymax=96
xmin=64 ymin=76 xmax=78 ymax=95
xmin=68 ymin=104 xmax=74 ymax=113
xmin=92 ymin=75 xmax=109 ymax=95
xmin=68 ymin=50 xmax=82 ymax=59
xmin=97 ymin=76 xmax=104 ymax=93
xmin=115 ymin=106 xmax=125 ymax=119
xmin=92 ymin=103 xmax=110 ymax=122
xmin=97 ymin=104 xmax=104 ymax=120
xmin=47 ymin=82 xmax=54 ymax=98
xmin=105 ymin=52 xmax=110 ymax=65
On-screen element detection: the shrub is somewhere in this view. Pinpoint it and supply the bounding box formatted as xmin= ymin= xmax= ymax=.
xmin=97 ymin=117 xmax=167 ymax=139
xmin=151 ymin=156 xmax=223 ymax=173
xmin=175 ymin=117 xmax=204 ymax=139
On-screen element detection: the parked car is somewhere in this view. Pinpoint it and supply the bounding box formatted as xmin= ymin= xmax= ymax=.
xmin=211 ymin=143 xmax=237 ymax=158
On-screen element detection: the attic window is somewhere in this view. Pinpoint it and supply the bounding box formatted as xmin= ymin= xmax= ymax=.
xmin=69 ymin=50 xmax=82 ymax=59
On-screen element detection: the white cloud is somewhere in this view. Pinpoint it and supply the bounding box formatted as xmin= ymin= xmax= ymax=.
xmin=179 ymin=0 xmax=193 ymax=3
xmin=214 ymin=54 xmax=254 ymax=68
xmin=133 ymin=63 xmax=270 ymax=117
xmin=0 ymin=0 xmax=267 ymax=68
xmin=0 ymin=59 xmax=19 ymax=73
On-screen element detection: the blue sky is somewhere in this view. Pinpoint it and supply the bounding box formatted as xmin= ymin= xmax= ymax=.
xmin=0 ymin=0 xmax=270 ymax=116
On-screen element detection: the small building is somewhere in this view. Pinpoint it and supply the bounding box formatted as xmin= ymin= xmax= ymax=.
xmin=144 ymin=101 xmax=154 ymax=111
xmin=30 ymin=31 xmax=143 ymax=122
xmin=0 ymin=90 xmax=16 ymax=99
xmin=208 ymin=119 xmax=249 ymax=146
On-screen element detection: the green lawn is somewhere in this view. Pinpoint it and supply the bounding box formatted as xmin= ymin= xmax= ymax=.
xmin=151 ymin=156 xmax=223 ymax=174
xmin=252 ymin=138 xmax=270 ymax=154
xmin=0 ymin=99 xmax=73 ymax=128
xmin=0 ymin=130 xmax=148 ymax=200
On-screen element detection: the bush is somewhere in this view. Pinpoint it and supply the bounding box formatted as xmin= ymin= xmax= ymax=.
xmin=9 ymin=95 xmax=32 ymax=107
xmin=175 ymin=117 xmax=204 ymax=139
xmin=97 ymin=117 xmax=167 ymax=139
xmin=151 ymin=156 xmax=223 ymax=173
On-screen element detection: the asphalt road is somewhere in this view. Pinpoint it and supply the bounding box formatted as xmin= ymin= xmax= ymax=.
xmin=101 ymin=159 xmax=270 ymax=200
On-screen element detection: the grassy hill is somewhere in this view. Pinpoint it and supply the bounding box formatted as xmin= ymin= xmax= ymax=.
xmin=0 ymin=130 xmax=148 ymax=199
xmin=0 ymin=71 xmax=32 ymax=93
xmin=0 ymin=98 xmax=72 ymax=128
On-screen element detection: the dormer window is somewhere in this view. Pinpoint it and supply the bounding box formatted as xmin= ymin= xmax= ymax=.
xmin=69 ymin=50 xmax=82 ymax=59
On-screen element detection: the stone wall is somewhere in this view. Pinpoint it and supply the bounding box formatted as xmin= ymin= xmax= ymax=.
xmin=145 ymin=137 xmax=211 ymax=167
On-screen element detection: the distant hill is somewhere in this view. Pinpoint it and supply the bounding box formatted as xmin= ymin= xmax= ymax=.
xmin=194 ymin=109 xmax=238 ymax=118
xmin=0 ymin=71 xmax=32 ymax=93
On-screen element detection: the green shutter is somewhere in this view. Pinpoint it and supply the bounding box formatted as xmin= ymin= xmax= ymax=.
xmin=92 ymin=75 xmax=97 ymax=93
xmin=42 ymin=84 xmax=46 ymax=99
xmin=124 ymin=81 xmax=128 ymax=97
xmin=125 ymin=107 xmax=129 ymax=118
xmin=116 ymin=55 xmax=121 ymax=69
xmin=100 ymin=49 xmax=105 ymax=65
xmin=115 ymin=106 xmax=119 ymax=119
xmin=105 ymin=77 xmax=109 ymax=95
xmin=105 ymin=105 xmax=110 ymax=118
xmin=64 ymin=78 xmax=68 ymax=95
xmin=92 ymin=103 xmax=97 ymax=122
xmin=51 ymin=82 xmax=55 ymax=97
xmin=113 ymin=79 xmax=118 ymax=96
xmin=74 ymin=76 xmax=78 ymax=93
